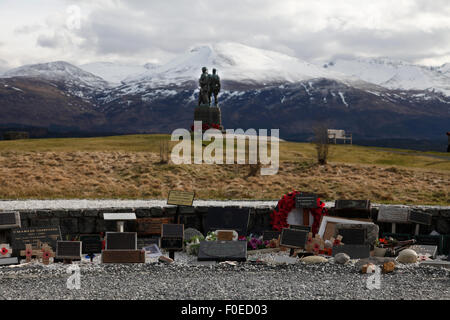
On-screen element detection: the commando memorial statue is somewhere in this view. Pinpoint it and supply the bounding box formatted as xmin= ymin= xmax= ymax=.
xmin=193 ymin=66 xmax=223 ymax=131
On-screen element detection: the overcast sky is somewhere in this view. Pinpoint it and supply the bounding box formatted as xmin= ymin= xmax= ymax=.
xmin=0 ymin=0 xmax=449 ymax=71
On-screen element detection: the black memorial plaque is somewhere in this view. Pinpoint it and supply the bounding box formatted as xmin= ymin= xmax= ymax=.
xmin=414 ymin=235 xmax=443 ymax=254
xmin=0 ymin=212 xmax=21 ymax=229
xmin=56 ymin=241 xmax=82 ymax=259
xmin=80 ymin=234 xmax=103 ymax=254
xmin=205 ymin=208 xmax=250 ymax=236
xmin=337 ymin=228 xmax=367 ymax=245
xmin=162 ymin=224 xmax=184 ymax=238
xmin=161 ymin=224 xmax=184 ymax=250
xmin=295 ymin=193 xmax=318 ymax=209
xmin=408 ymin=211 xmax=432 ymax=225
xmin=290 ymin=225 xmax=311 ymax=232
xmin=334 ymin=200 xmax=371 ymax=219
xmin=198 ymin=240 xmax=247 ymax=262
xmin=262 ymin=231 xmax=281 ymax=242
xmin=280 ymin=228 xmax=308 ymax=248
xmin=409 ymin=245 xmax=438 ymax=259
xmin=332 ymin=245 xmax=370 ymax=259
xmin=335 ymin=200 xmax=371 ymax=211
xmin=106 ymin=232 xmax=137 ymax=250
xmin=11 ymin=226 xmax=61 ymax=250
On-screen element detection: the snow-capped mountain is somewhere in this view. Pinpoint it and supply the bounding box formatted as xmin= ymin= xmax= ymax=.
xmin=79 ymin=62 xmax=159 ymax=85
xmin=1 ymin=61 xmax=108 ymax=88
xmin=123 ymin=42 xmax=343 ymax=87
xmin=322 ymin=57 xmax=450 ymax=95
xmin=0 ymin=43 xmax=449 ymax=148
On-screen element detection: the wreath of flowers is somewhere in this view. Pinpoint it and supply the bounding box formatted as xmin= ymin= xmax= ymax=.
xmin=270 ymin=190 xmax=328 ymax=234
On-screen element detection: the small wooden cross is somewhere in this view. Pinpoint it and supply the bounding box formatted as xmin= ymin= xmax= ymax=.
xmin=20 ymin=244 xmax=41 ymax=263
xmin=0 ymin=243 xmax=12 ymax=258
xmin=38 ymin=243 xmax=55 ymax=265
xmin=305 ymin=232 xmax=313 ymax=252
xmin=311 ymin=234 xmax=324 ymax=255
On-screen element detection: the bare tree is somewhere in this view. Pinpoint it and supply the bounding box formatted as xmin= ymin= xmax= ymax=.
xmin=313 ymin=125 xmax=329 ymax=165
xmin=159 ymin=140 xmax=169 ymax=164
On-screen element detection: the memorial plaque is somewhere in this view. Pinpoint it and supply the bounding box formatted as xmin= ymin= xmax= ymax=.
xmin=408 ymin=211 xmax=432 ymax=225
xmin=80 ymin=234 xmax=103 ymax=254
xmin=377 ymin=206 xmax=410 ymax=223
xmin=137 ymin=218 xmax=172 ymax=236
xmin=137 ymin=237 xmax=160 ymax=249
xmin=11 ymin=226 xmax=61 ymax=251
xmin=105 ymin=232 xmax=137 ymax=250
xmin=167 ymin=190 xmax=195 ymax=206
xmin=161 ymin=224 xmax=184 ymax=250
xmin=56 ymin=241 xmax=82 ymax=260
xmin=280 ymin=228 xmax=308 ymax=249
xmin=0 ymin=257 xmax=18 ymax=266
xmin=332 ymin=245 xmax=370 ymax=259
xmin=336 ymin=228 xmax=367 ymax=245
xmin=217 ymin=230 xmax=235 ymax=241
xmin=415 ymin=235 xmax=443 ymax=254
xmin=409 ymin=245 xmax=438 ymax=259
xmin=161 ymin=224 xmax=184 ymax=238
xmin=101 ymin=250 xmax=145 ymax=263
xmin=290 ymin=225 xmax=311 ymax=232
xmin=295 ymin=193 xmax=318 ymax=209
xmin=334 ymin=200 xmax=371 ymax=211
xmin=198 ymin=240 xmax=247 ymax=262
xmin=0 ymin=212 xmax=21 ymax=230
xmin=263 ymin=231 xmax=281 ymax=242
xmin=205 ymin=207 xmax=250 ymax=236
xmin=103 ymin=212 xmax=136 ymax=220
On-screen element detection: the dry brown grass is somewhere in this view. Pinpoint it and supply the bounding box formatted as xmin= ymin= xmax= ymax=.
xmin=0 ymin=150 xmax=448 ymax=205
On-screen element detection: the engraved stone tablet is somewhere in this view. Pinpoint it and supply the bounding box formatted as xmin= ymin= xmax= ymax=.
xmin=105 ymin=232 xmax=137 ymax=250
xmin=377 ymin=206 xmax=410 ymax=223
xmin=409 ymin=244 xmax=438 ymax=259
xmin=103 ymin=212 xmax=136 ymax=220
xmin=197 ymin=240 xmax=247 ymax=262
xmin=408 ymin=211 xmax=432 ymax=225
xmin=80 ymin=234 xmax=103 ymax=254
xmin=280 ymin=228 xmax=308 ymax=248
xmin=56 ymin=241 xmax=82 ymax=260
xmin=11 ymin=226 xmax=61 ymax=250
xmin=337 ymin=228 xmax=367 ymax=245
xmin=167 ymin=190 xmax=195 ymax=206
xmin=295 ymin=193 xmax=318 ymax=209
xmin=205 ymin=207 xmax=250 ymax=236
xmin=101 ymin=250 xmax=145 ymax=263
xmin=0 ymin=212 xmax=21 ymax=230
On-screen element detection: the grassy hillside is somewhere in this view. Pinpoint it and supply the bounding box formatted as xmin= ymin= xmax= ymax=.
xmin=0 ymin=134 xmax=448 ymax=204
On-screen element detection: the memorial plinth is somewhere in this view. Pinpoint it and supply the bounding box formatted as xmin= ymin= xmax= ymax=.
xmin=193 ymin=105 xmax=224 ymax=131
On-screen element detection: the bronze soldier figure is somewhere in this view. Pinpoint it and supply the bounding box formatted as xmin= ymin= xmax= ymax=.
xmin=198 ymin=67 xmax=210 ymax=106
xmin=208 ymin=68 xmax=221 ymax=106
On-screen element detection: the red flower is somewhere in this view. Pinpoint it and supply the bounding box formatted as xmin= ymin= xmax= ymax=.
xmin=1 ymin=247 xmax=8 ymax=255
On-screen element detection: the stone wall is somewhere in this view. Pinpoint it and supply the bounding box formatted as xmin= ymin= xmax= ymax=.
xmin=9 ymin=205 xmax=450 ymax=240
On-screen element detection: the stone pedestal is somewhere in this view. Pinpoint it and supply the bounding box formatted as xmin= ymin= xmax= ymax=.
xmin=193 ymin=105 xmax=223 ymax=131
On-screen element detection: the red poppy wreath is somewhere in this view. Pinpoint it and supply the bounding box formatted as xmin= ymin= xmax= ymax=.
xmin=270 ymin=190 xmax=328 ymax=235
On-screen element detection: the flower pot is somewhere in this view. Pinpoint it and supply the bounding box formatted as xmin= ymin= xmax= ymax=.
xmin=374 ymin=247 xmax=387 ymax=257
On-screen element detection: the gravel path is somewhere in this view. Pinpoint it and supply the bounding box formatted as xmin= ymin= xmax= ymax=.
xmin=0 ymin=252 xmax=448 ymax=300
